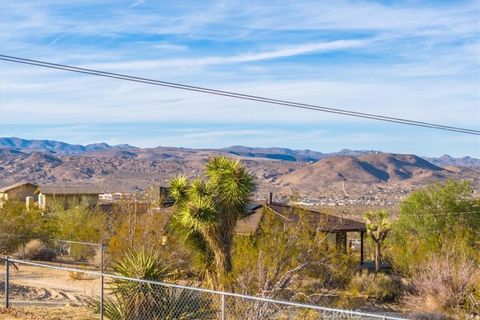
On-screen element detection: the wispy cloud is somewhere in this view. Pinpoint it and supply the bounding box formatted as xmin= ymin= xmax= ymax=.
xmin=153 ymin=42 xmax=188 ymax=51
xmin=0 ymin=0 xmax=478 ymax=156
xmin=128 ymin=0 xmax=146 ymax=9
xmin=48 ymin=34 xmax=65 ymax=46
xmin=87 ymin=39 xmax=371 ymax=71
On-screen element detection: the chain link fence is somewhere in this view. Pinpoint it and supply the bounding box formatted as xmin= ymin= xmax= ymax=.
xmin=2 ymin=257 xmax=408 ymax=320
xmin=51 ymin=239 xmax=105 ymax=270
xmin=1 ymin=235 xmax=105 ymax=270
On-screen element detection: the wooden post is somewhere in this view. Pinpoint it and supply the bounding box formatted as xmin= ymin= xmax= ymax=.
xmin=335 ymin=232 xmax=347 ymax=252
xmin=360 ymin=231 xmax=364 ymax=265
xmin=5 ymin=256 xmax=10 ymax=308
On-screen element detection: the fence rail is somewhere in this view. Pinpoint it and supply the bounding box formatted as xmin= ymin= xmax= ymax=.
xmin=2 ymin=256 xmax=408 ymax=320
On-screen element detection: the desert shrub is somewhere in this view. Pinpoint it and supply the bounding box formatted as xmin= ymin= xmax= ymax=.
xmin=53 ymin=205 xmax=103 ymax=245
xmin=348 ymin=271 xmax=402 ymax=301
xmin=16 ymin=239 xmax=56 ymax=261
xmin=108 ymin=211 xmax=191 ymax=276
xmin=69 ymin=243 xmax=97 ymax=262
xmin=108 ymin=211 xmax=166 ymax=260
xmin=404 ymin=249 xmax=480 ymax=317
xmin=69 ymin=271 xmax=87 ymax=280
xmin=0 ymin=201 xmax=56 ymax=254
xmin=232 ymin=206 xmax=360 ymax=317
xmin=388 ymin=180 xmax=480 ymax=275
xmin=315 ymin=250 xmax=358 ymax=289
xmin=408 ymin=312 xmax=448 ymax=320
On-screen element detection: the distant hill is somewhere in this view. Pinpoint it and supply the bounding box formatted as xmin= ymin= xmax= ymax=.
xmin=0 ymin=137 xmax=84 ymax=153
xmin=3 ymin=137 xmax=477 ymax=168
xmin=276 ymin=154 xmax=446 ymax=187
xmin=425 ymin=154 xmax=480 ymax=168
xmin=0 ymin=137 xmax=111 ymax=154
xmin=0 ymin=137 xmax=479 ymax=203
xmin=222 ymin=145 xmax=325 ymax=162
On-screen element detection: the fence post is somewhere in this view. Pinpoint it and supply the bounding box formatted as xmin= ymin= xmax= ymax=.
xmin=221 ymin=293 xmax=226 ymax=320
xmin=100 ymin=244 xmax=104 ymax=320
xmin=4 ymin=256 xmax=9 ymax=308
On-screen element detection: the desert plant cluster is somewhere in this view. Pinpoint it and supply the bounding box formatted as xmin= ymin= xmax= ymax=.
xmin=0 ymin=157 xmax=479 ymax=319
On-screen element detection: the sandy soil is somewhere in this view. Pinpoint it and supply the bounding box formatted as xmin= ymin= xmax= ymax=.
xmin=0 ymin=264 xmax=100 ymax=320
xmin=0 ymin=306 xmax=97 ymax=320
xmin=0 ymin=263 xmax=103 ymax=319
xmin=3 ymin=263 xmax=101 ymax=306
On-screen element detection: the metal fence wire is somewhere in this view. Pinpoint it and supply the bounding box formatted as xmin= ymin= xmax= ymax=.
xmin=51 ymin=239 xmax=105 ymax=270
xmin=2 ymin=257 xmax=408 ymax=320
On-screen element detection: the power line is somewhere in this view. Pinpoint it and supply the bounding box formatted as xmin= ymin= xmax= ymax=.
xmin=412 ymin=210 xmax=479 ymax=216
xmin=1 ymin=54 xmax=479 ymax=136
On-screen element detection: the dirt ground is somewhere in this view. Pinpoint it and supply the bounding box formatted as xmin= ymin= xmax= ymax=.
xmin=0 ymin=262 xmax=102 ymax=319
xmin=4 ymin=263 xmax=101 ymax=305
xmin=0 ymin=306 xmax=97 ymax=320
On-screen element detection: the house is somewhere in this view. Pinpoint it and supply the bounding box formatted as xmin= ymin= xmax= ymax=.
xmin=235 ymin=194 xmax=367 ymax=265
xmin=35 ymin=185 xmax=103 ymax=209
xmin=0 ymin=182 xmax=106 ymax=210
xmin=146 ymin=185 xmax=173 ymax=207
xmin=0 ymin=182 xmax=38 ymax=207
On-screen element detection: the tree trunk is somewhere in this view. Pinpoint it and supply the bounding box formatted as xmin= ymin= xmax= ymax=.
xmin=215 ymin=249 xmax=232 ymax=275
xmin=375 ymin=242 xmax=381 ymax=273
xmin=215 ymin=239 xmax=233 ymax=284
xmin=207 ymin=230 xmax=234 ymax=291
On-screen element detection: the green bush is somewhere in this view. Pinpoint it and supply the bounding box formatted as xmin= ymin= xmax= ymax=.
xmin=388 ymin=180 xmax=480 ymax=275
xmin=53 ymin=205 xmax=104 ymax=244
xmin=348 ymin=271 xmax=402 ymax=301
xmin=0 ymin=202 xmax=55 ymax=254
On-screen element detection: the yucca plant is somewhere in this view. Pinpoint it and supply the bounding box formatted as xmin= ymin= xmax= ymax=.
xmin=93 ymin=249 xmax=216 ymax=320
xmin=169 ymin=156 xmax=255 ymax=289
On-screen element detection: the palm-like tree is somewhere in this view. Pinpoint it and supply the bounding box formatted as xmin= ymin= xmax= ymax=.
xmin=94 ymin=249 xmax=215 ymax=320
xmin=169 ymin=156 xmax=255 ymax=289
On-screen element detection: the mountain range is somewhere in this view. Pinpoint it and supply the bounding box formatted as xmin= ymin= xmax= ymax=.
xmin=1 ymin=137 xmax=478 ymax=167
xmin=0 ymin=137 xmax=479 ymax=203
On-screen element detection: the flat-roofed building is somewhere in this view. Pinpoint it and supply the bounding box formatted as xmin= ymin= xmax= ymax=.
xmin=35 ymin=185 xmax=103 ymax=209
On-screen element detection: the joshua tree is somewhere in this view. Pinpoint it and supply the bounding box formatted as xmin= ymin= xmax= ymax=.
xmin=365 ymin=210 xmax=391 ymax=273
xmin=169 ymin=156 xmax=255 ymax=289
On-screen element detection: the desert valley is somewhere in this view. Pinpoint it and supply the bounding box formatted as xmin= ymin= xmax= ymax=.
xmin=1 ymin=137 xmax=479 ymax=207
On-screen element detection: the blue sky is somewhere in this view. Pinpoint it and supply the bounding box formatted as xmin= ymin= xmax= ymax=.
xmin=0 ymin=0 xmax=479 ymax=157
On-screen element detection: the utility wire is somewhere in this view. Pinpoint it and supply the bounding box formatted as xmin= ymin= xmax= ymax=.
xmin=1 ymin=54 xmax=479 ymax=136
xmin=412 ymin=210 xmax=479 ymax=216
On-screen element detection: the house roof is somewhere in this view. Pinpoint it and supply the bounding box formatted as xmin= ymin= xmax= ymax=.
xmin=235 ymin=204 xmax=264 ymax=234
xmin=35 ymin=186 xmax=104 ymax=195
xmin=266 ymin=202 xmax=366 ymax=232
xmin=0 ymin=181 xmax=38 ymax=193
xmin=235 ymin=202 xmax=366 ymax=234
xmin=246 ymin=202 xmax=263 ymax=213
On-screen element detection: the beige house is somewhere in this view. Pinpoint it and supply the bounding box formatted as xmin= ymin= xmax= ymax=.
xmin=0 ymin=182 xmax=38 ymax=207
xmin=35 ymin=186 xmax=103 ymax=209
